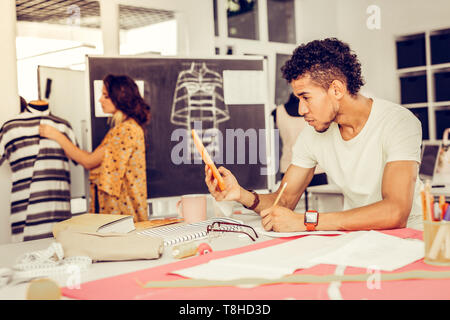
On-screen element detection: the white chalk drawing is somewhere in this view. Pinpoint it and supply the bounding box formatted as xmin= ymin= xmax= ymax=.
xmin=171 ymin=62 xmax=230 ymax=159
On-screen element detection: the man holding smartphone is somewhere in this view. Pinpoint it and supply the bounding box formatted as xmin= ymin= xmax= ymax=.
xmin=204 ymin=38 xmax=423 ymax=232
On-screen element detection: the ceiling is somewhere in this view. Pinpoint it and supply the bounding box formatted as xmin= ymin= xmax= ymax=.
xmin=16 ymin=0 xmax=175 ymax=30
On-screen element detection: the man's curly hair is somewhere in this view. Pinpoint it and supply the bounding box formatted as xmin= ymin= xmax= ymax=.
xmin=281 ymin=38 xmax=365 ymax=95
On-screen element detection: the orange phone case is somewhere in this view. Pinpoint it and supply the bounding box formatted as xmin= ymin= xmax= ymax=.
xmin=191 ymin=129 xmax=226 ymax=191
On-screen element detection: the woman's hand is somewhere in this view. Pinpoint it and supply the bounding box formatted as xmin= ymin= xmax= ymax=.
xmin=205 ymin=165 xmax=241 ymax=202
xmin=39 ymin=124 xmax=62 ymax=141
xmin=39 ymin=124 xmax=104 ymax=170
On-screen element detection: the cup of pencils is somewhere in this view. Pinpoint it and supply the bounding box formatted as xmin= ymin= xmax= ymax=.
xmin=422 ymin=184 xmax=450 ymax=266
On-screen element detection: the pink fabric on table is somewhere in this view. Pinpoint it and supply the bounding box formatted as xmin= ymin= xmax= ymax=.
xmin=61 ymin=229 xmax=450 ymax=300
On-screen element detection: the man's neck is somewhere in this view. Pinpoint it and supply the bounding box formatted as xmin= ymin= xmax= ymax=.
xmin=335 ymin=94 xmax=373 ymax=141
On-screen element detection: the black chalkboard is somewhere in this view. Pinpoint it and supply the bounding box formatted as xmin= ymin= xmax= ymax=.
xmin=87 ymin=57 xmax=269 ymax=198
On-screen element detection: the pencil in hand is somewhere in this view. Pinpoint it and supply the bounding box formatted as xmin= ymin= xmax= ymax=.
xmin=272 ymin=182 xmax=287 ymax=207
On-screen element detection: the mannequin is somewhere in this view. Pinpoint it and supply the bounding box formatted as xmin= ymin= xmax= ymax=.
xmin=26 ymin=99 xmax=49 ymax=112
xmin=0 ymin=98 xmax=77 ymax=242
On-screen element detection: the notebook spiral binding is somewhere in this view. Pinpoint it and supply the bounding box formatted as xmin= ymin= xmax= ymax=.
xmin=137 ymin=217 xmax=243 ymax=247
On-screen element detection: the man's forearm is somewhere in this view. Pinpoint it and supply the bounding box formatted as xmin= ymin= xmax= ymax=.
xmin=318 ymin=199 xmax=409 ymax=231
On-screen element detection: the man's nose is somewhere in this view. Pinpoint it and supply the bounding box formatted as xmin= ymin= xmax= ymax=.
xmin=298 ymin=100 xmax=308 ymax=116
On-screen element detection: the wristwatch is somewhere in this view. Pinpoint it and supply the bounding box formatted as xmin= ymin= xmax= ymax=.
xmin=304 ymin=210 xmax=319 ymax=231
xmin=243 ymin=190 xmax=260 ymax=211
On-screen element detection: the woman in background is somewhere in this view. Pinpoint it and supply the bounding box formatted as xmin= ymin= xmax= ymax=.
xmin=39 ymin=74 xmax=150 ymax=222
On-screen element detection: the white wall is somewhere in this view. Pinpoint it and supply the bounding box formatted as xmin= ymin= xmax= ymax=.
xmin=17 ymin=21 xmax=103 ymax=44
xmin=0 ymin=0 xmax=18 ymax=244
xmin=120 ymin=20 xmax=177 ymax=56
xmin=297 ymin=0 xmax=339 ymax=43
xmin=298 ymin=0 xmax=450 ymax=103
xmin=318 ymin=0 xmax=450 ymax=103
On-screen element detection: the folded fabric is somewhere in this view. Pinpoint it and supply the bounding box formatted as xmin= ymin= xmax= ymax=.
xmin=55 ymin=230 xmax=164 ymax=262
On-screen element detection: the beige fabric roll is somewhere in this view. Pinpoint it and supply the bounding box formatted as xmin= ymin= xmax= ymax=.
xmin=55 ymin=230 xmax=164 ymax=262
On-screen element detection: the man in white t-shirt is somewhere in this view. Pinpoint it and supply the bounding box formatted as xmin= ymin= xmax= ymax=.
xmin=204 ymin=38 xmax=423 ymax=231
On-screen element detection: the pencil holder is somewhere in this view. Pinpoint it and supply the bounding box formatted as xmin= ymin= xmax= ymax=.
xmin=423 ymin=220 xmax=450 ymax=266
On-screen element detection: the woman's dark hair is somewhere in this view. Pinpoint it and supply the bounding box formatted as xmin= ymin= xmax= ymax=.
xmin=103 ymin=74 xmax=151 ymax=126
xmin=281 ymin=38 xmax=365 ymax=96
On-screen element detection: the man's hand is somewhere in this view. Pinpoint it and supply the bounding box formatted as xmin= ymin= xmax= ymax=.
xmin=260 ymin=206 xmax=305 ymax=232
xmin=205 ymin=165 xmax=241 ymax=202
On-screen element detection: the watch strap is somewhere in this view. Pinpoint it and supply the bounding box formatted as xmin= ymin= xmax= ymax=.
xmin=244 ymin=190 xmax=260 ymax=211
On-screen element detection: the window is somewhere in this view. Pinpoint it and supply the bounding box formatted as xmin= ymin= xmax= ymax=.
xmin=430 ymin=28 xmax=450 ymax=65
xmin=396 ymin=28 xmax=450 ymax=141
xmin=213 ymin=0 xmax=219 ymax=36
xmin=396 ymin=34 xmax=426 ymax=69
xmin=267 ymin=0 xmax=295 ymax=43
xmin=275 ymin=53 xmax=292 ymax=105
xmin=227 ymin=0 xmax=259 ymax=40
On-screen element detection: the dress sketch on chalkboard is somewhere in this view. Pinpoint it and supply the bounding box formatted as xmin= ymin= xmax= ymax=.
xmin=170 ymin=62 xmax=230 ymax=160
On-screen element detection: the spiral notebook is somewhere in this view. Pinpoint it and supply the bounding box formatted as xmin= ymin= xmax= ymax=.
xmin=137 ymin=217 xmax=242 ymax=246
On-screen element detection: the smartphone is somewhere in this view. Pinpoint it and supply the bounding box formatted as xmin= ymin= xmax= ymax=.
xmin=191 ymin=129 xmax=226 ymax=191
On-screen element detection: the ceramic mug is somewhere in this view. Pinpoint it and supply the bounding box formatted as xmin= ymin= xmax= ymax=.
xmin=176 ymin=194 xmax=207 ymax=224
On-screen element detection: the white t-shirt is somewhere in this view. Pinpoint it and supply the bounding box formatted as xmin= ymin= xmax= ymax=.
xmin=291 ymin=97 xmax=423 ymax=229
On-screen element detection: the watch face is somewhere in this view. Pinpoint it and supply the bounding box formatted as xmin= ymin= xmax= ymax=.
xmin=305 ymin=211 xmax=318 ymax=224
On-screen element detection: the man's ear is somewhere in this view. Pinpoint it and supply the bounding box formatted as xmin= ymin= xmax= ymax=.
xmin=328 ymin=80 xmax=346 ymax=99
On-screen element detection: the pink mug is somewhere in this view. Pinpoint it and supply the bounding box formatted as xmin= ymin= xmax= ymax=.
xmin=176 ymin=195 xmax=207 ymax=224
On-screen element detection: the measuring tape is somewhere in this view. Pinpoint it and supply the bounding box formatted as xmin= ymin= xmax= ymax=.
xmin=1 ymin=242 xmax=92 ymax=286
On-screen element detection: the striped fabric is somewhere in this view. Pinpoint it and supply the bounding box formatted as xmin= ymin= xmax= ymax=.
xmin=0 ymin=110 xmax=78 ymax=242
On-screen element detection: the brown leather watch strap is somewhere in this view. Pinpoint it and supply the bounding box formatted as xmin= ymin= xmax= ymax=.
xmin=244 ymin=190 xmax=260 ymax=211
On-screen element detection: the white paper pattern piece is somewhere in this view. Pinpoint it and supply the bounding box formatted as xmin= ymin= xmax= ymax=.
xmin=256 ymin=228 xmax=345 ymax=238
xmin=172 ymin=235 xmax=341 ymax=280
xmin=94 ymin=80 xmax=145 ymax=118
xmin=222 ymin=70 xmax=266 ymax=105
xmin=172 ymin=231 xmax=425 ymax=281
xmin=309 ymin=231 xmax=424 ymax=271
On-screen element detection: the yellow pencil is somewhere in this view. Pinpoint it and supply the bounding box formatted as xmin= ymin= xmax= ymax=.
xmin=421 ymin=190 xmax=427 ymax=221
xmin=424 ymin=180 xmax=432 ymax=221
xmin=273 ymin=182 xmax=287 ymax=207
xmin=439 ymin=195 xmax=446 ymax=220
